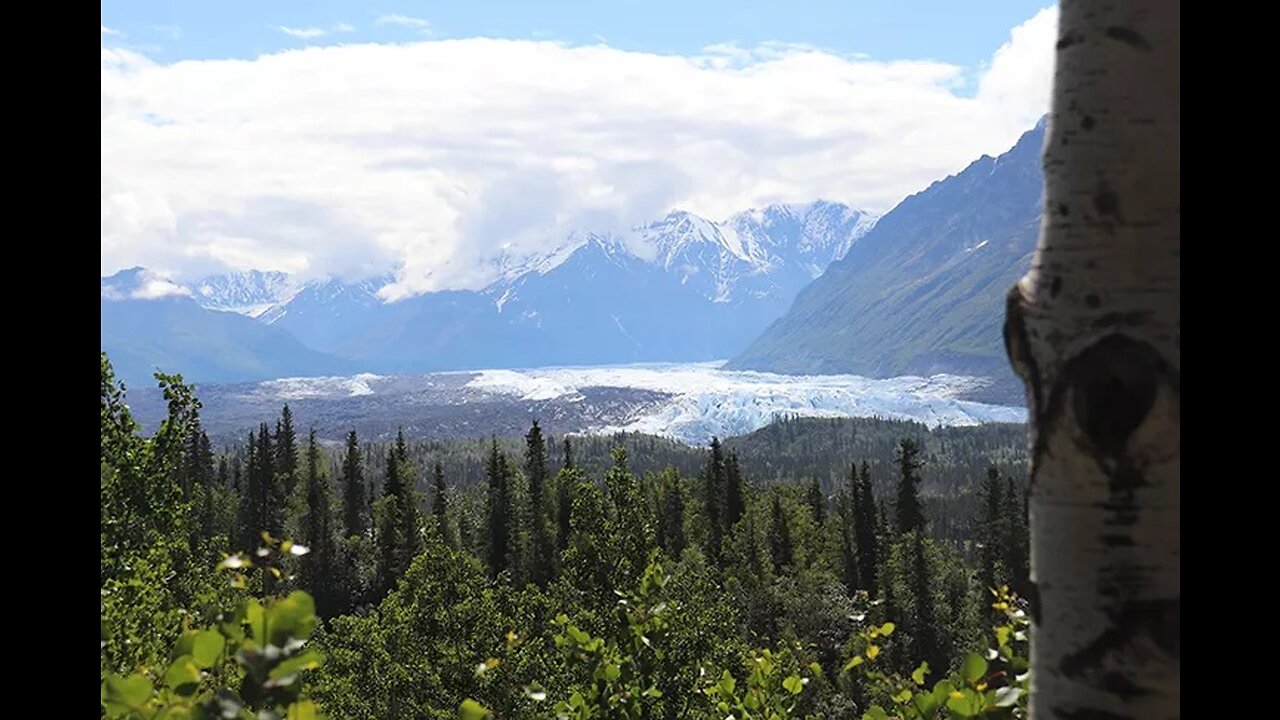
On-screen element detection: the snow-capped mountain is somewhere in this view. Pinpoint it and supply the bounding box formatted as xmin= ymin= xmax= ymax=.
xmin=101 ymin=268 xmax=351 ymax=387
xmin=258 ymin=276 xmax=392 ymax=354
xmin=103 ymin=200 xmax=877 ymax=381
xmin=188 ymin=270 xmax=296 ymax=317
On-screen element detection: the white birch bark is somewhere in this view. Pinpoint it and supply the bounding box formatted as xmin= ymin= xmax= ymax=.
xmin=1003 ymin=1 xmax=1179 ymax=718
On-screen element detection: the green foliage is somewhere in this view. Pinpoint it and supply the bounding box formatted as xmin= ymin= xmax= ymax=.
xmin=101 ymin=535 xmax=327 ymax=719
xmin=103 ymin=355 xmax=1037 ymax=720
xmin=844 ymin=587 xmax=1031 ymax=719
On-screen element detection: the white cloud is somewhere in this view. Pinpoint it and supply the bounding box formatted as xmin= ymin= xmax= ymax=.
xmin=375 ymin=14 xmax=431 ymax=32
xmin=102 ymin=24 xmax=121 ymax=36
xmin=333 ymin=22 xmax=356 ymax=33
xmin=101 ymin=6 xmax=1057 ymax=299
xmin=132 ymin=278 xmax=192 ymax=299
xmin=278 ymin=26 xmax=328 ymax=39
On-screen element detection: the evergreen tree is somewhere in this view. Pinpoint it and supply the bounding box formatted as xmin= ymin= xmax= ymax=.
xmin=1001 ymin=476 xmax=1030 ymax=597
xmin=725 ymin=450 xmax=746 ymax=530
xmin=605 ymin=447 xmax=652 ymax=584
xmin=563 ymin=436 xmax=574 ymax=469
xmin=555 ymin=465 xmax=575 ymax=557
xmin=704 ymin=437 xmax=726 ymax=562
xmin=340 ymin=431 xmax=367 ymax=540
xmin=431 ymin=459 xmax=448 ymax=542
xmin=485 ymin=438 xmax=513 ymax=576
xmin=656 ymin=469 xmax=686 ymax=557
xmin=768 ymin=491 xmax=794 ymax=572
xmin=838 ymin=463 xmax=861 ymax=592
xmin=854 ymin=460 xmax=880 ymax=595
xmin=804 ymin=477 xmax=825 ymax=525
xmin=978 ymin=466 xmax=1003 ymax=594
xmin=275 ymin=404 xmax=299 ymax=495
xmin=393 ymin=429 xmax=422 ymax=572
xmin=895 ymin=438 xmax=925 ymax=535
xmin=217 ymin=456 xmax=228 ymax=489
xmin=302 ymin=429 xmax=338 ymax=616
xmin=562 ymin=478 xmax=611 ymax=601
xmin=525 ymin=420 xmax=553 ymax=585
xmin=375 ymin=428 xmax=422 ymax=594
xmin=907 ymin=533 xmax=943 ymax=673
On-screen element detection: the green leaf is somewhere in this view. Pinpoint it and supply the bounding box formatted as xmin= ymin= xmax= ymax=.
xmin=266 ymin=591 xmax=318 ymax=646
xmin=912 ymin=662 xmax=930 ymax=685
xmin=946 ymin=688 xmax=982 ymax=718
xmin=879 ymin=622 xmax=896 ymax=636
xmin=911 ymin=689 xmax=939 ymax=717
xmin=865 ymin=645 xmax=880 ymax=660
xmin=843 ymin=656 xmax=864 ymax=671
xmin=603 ymin=663 xmax=621 ymax=683
xmin=782 ymin=675 xmax=804 ymax=695
xmin=892 ymin=688 xmax=913 ymax=703
xmin=102 ymin=673 xmax=153 ymax=714
xmin=718 ymin=670 xmax=736 ymax=695
xmin=164 ymin=655 xmax=202 ymax=695
xmin=268 ymin=649 xmax=327 ymax=682
xmin=993 ymin=687 xmax=1022 ymax=707
xmin=994 ymin=625 xmax=1011 ymax=647
xmin=961 ymin=653 xmax=988 ymax=684
xmin=191 ymin=629 xmax=225 ymax=668
xmin=246 ymin=599 xmax=265 ymax=643
xmin=863 ymin=705 xmax=890 ymax=720
xmin=459 ymin=698 xmax=492 ymax=720
xmin=287 ymin=700 xmax=320 ymax=720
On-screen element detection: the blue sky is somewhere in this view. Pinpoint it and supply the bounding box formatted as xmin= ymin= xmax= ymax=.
xmin=103 ymin=1 xmax=1049 ymax=71
xmin=102 ymin=2 xmax=1057 ymax=295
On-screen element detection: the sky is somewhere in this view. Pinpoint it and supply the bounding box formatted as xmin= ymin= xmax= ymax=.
xmin=102 ymin=1 xmax=1058 ymax=299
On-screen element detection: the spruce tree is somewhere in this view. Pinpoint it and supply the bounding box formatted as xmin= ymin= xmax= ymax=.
xmin=392 ymin=429 xmax=422 ymax=575
xmin=431 ymin=459 xmax=448 ymax=537
xmin=657 ymin=469 xmax=686 ymax=557
xmin=275 ymin=405 xmax=299 ymax=495
xmin=907 ymin=533 xmax=943 ymax=673
xmin=895 ymin=438 xmax=925 ymax=535
xmin=978 ymin=466 xmax=1003 ymax=594
xmin=563 ymin=436 xmax=574 ymax=469
xmin=555 ymin=466 xmax=574 ymax=557
xmin=1001 ymin=476 xmax=1030 ymax=597
xmin=485 ymin=438 xmax=512 ymax=576
xmin=704 ymin=437 xmax=726 ymax=562
xmin=340 ymin=430 xmax=367 ymax=539
xmin=838 ymin=463 xmax=861 ymax=592
xmin=605 ymin=447 xmax=652 ymax=584
xmin=768 ymin=491 xmax=794 ymax=572
xmin=725 ymin=450 xmax=746 ymax=530
xmin=854 ymin=460 xmax=880 ymax=595
xmin=302 ymin=429 xmax=337 ymax=616
xmin=805 ymin=477 xmax=825 ymax=525
xmin=525 ymin=420 xmax=553 ymax=585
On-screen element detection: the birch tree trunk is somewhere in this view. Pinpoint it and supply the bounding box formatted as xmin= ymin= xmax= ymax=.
xmin=1003 ymin=1 xmax=1179 ymax=718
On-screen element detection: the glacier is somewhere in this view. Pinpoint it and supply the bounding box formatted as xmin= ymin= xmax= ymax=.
xmin=463 ymin=361 xmax=1025 ymax=443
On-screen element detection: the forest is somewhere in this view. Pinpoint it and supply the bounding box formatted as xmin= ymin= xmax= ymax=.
xmin=101 ymin=352 xmax=1033 ymax=719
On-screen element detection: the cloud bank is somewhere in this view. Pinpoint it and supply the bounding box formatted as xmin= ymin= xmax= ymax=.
xmin=101 ymin=6 xmax=1057 ymax=299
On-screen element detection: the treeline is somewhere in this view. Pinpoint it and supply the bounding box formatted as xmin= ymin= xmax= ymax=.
xmin=101 ymin=354 xmax=1032 ymax=718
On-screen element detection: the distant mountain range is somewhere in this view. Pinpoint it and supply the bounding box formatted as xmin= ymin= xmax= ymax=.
xmin=102 ymin=119 xmax=1046 ymax=399
xmin=727 ymin=119 xmax=1046 ymax=403
xmin=101 ymin=201 xmax=878 ymax=386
